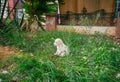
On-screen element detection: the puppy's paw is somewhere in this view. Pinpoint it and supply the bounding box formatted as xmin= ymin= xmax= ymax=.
xmin=59 ymin=52 xmax=65 ymax=57
xmin=54 ymin=52 xmax=58 ymax=56
xmin=54 ymin=53 xmax=57 ymax=55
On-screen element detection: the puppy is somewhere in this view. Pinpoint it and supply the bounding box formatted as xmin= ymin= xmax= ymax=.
xmin=54 ymin=38 xmax=69 ymax=56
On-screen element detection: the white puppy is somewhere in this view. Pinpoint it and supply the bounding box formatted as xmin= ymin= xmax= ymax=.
xmin=54 ymin=38 xmax=69 ymax=56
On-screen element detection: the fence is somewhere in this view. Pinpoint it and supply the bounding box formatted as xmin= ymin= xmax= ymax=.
xmin=0 ymin=0 xmax=8 ymax=18
xmin=56 ymin=10 xmax=115 ymax=26
xmin=0 ymin=0 xmax=24 ymax=19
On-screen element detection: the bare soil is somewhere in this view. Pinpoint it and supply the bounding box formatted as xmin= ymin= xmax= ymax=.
xmin=0 ymin=46 xmax=15 ymax=58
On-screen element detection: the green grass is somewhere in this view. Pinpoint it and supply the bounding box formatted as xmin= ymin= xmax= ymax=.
xmin=0 ymin=30 xmax=120 ymax=82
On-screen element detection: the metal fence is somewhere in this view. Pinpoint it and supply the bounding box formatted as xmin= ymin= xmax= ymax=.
xmin=0 ymin=0 xmax=24 ymax=19
xmin=0 ymin=0 xmax=8 ymax=18
xmin=56 ymin=10 xmax=115 ymax=26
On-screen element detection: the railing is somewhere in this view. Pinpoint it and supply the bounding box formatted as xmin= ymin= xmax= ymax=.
xmin=56 ymin=10 xmax=115 ymax=26
xmin=0 ymin=0 xmax=8 ymax=18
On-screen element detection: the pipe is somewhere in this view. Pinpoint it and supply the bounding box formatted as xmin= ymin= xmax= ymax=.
xmin=115 ymin=0 xmax=120 ymax=18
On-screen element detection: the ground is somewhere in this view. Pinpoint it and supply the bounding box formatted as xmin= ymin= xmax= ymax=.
xmin=0 ymin=46 xmax=19 ymax=58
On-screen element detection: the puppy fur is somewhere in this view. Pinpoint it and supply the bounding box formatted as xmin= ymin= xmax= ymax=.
xmin=54 ymin=38 xmax=69 ymax=56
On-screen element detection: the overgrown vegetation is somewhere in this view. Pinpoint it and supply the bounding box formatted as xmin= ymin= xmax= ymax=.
xmin=0 ymin=30 xmax=120 ymax=82
xmin=0 ymin=0 xmax=120 ymax=81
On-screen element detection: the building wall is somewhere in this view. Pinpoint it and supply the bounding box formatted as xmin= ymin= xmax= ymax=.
xmin=59 ymin=0 xmax=115 ymax=14
xmin=59 ymin=0 xmax=77 ymax=14
xmin=99 ymin=0 xmax=115 ymax=12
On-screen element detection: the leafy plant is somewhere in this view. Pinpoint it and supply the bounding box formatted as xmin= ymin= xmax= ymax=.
xmin=0 ymin=0 xmax=25 ymax=45
xmin=22 ymin=0 xmax=59 ymax=31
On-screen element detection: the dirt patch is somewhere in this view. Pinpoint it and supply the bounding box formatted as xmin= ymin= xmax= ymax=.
xmin=0 ymin=46 xmax=18 ymax=58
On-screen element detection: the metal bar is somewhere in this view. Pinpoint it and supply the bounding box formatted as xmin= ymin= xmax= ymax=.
xmin=0 ymin=0 xmax=7 ymax=20
xmin=57 ymin=12 xmax=114 ymax=26
xmin=114 ymin=0 xmax=120 ymax=18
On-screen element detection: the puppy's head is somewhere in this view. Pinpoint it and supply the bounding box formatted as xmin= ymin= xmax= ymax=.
xmin=54 ymin=38 xmax=63 ymax=46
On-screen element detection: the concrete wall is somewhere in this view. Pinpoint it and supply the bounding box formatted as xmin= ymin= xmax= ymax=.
xmin=57 ymin=25 xmax=115 ymax=36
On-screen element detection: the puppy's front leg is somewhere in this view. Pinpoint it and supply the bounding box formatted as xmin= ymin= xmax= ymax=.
xmin=54 ymin=50 xmax=61 ymax=55
xmin=60 ymin=52 xmax=65 ymax=56
xmin=54 ymin=50 xmax=59 ymax=55
xmin=54 ymin=52 xmax=58 ymax=55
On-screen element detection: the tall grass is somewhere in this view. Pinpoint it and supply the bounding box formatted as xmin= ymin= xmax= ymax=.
xmin=0 ymin=30 xmax=120 ymax=82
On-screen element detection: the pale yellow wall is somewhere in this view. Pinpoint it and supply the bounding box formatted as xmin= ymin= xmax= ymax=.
xmin=76 ymin=0 xmax=84 ymax=13
xmin=59 ymin=0 xmax=115 ymax=14
xmin=59 ymin=0 xmax=77 ymax=14
xmin=85 ymin=0 xmax=99 ymax=12
xmin=99 ymin=0 xmax=115 ymax=12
